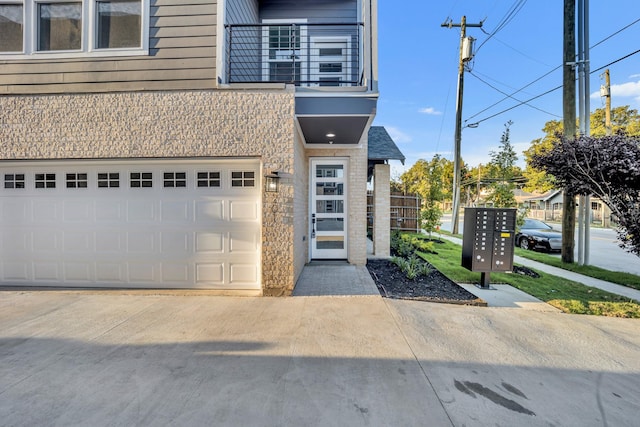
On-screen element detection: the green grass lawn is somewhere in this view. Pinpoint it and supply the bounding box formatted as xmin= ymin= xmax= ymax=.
xmin=514 ymin=248 xmax=640 ymax=291
xmin=417 ymin=236 xmax=640 ymax=318
xmin=434 ymin=229 xmax=640 ymax=291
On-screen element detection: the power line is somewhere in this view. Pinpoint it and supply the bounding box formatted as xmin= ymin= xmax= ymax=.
xmin=475 ymin=0 xmax=528 ymax=54
xmin=466 ymin=47 xmax=640 ymax=127
xmin=468 ymin=71 xmax=562 ymax=119
xmin=464 ymin=17 xmax=640 ymax=125
xmin=465 ymin=66 xmax=560 ymax=122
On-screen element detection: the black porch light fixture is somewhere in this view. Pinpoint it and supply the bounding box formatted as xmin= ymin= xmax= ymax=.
xmin=265 ymin=171 xmax=280 ymax=193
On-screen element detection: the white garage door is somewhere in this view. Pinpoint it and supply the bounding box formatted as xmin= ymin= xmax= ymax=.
xmin=0 ymin=160 xmax=262 ymax=290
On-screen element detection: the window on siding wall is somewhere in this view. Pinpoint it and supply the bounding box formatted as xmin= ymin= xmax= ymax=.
xmin=38 ymin=2 xmax=82 ymax=51
xmin=0 ymin=0 xmax=148 ymax=57
xmin=0 ymin=4 xmax=23 ymax=52
xmin=96 ymin=0 xmax=141 ymax=49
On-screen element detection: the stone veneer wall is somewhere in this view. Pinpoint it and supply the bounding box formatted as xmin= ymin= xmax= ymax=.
xmin=0 ymin=89 xmax=297 ymax=296
xmin=306 ymin=145 xmax=368 ymax=265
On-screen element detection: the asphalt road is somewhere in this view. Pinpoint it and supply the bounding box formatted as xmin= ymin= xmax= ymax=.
xmin=439 ymin=214 xmax=640 ymax=276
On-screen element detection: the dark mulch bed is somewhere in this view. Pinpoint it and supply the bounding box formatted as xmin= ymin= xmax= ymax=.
xmin=366 ymin=258 xmax=486 ymax=306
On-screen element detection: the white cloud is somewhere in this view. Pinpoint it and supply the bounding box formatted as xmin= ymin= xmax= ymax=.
xmin=383 ymin=126 xmax=413 ymax=144
xmin=591 ymin=79 xmax=640 ymax=105
xmin=418 ymin=107 xmax=442 ymax=115
xmin=629 ymin=74 xmax=640 ymax=79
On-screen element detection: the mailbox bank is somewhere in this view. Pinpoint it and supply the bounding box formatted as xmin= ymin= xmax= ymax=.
xmin=462 ymin=208 xmax=516 ymax=288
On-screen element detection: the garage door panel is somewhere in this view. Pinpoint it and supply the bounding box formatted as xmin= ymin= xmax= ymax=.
xmin=127 ymin=232 xmax=156 ymax=253
xmin=33 ymin=200 xmax=58 ymax=222
xmin=34 ymin=262 xmax=59 ymax=281
xmin=161 ymin=232 xmax=190 ymax=253
xmin=161 ymin=201 xmax=191 ymax=222
xmin=64 ymin=231 xmax=93 ymax=252
xmin=127 ymin=200 xmax=156 ymax=222
xmin=95 ymin=200 xmax=122 ymax=221
xmin=63 ymin=200 xmax=92 ymax=222
xmin=229 ymin=230 xmax=259 ymax=253
xmin=3 ymin=262 xmax=29 ymax=281
xmin=128 ymin=263 xmax=156 ymax=282
xmin=0 ymin=160 xmax=262 ymax=290
xmin=33 ymin=232 xmax=59 ymax=252
xmin=229 ymin=200 xmax=259 ymax=221
xmin=3 ymin=231 xmax=29 ymax=252
xmin=196 ymin=232 xmax=224 ymax=253
xmin=3 ymin=200 xmax=29 ymax=222
xmin=196 ymin=263 xmax=224 ymax=284
xmin=195 ymin=200 xmax=224 ymax=221
xmin=230 ymin=263 xmax=259 ymax=285
xmin=96 ymin=232 xmax=123 ymax=252
xmin=64 ymin=262 xmax=92 ymax=281
xmin=162 ymin=263 xmax=190 ymax=283
xmin=96 ymin=263 xmax=123 ymax=282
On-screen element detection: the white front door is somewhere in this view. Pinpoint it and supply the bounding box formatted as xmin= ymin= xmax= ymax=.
xmin=310 ymin=37 xmax=350 ymax=87
xmin=310 ymin=159 xmax=347 ymax=259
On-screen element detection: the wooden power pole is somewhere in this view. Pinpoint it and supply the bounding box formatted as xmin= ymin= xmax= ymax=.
xmin=562 ymin=0 xmax=577 ymax=264
xmin=441 ymin=17 xmax=483 ymax=235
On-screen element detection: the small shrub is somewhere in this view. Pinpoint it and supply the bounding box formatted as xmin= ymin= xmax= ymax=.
xmin=391 ymin=255 xmax=433 ymax=280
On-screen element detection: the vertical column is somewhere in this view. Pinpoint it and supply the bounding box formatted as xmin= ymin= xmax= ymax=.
xmin=373 ymin=163 xmax=390 ymax=257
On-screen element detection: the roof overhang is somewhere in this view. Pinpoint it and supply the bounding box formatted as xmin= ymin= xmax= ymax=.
xmin=295 ymin=95 xmax=377 ymax=145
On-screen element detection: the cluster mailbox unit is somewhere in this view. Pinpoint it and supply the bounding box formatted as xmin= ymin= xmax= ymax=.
xmin=461 ymin=208 xmax=517 ymax=289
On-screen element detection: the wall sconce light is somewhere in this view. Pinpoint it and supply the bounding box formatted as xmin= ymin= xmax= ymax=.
xmin=265 ymin=171 xmax=280 ymax=193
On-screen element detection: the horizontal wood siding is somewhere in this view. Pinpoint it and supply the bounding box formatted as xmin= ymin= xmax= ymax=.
xmin=259 ymin=0 xmax=357 ymax=23
xmin=0 ymin=1 xmax=217 ymax=94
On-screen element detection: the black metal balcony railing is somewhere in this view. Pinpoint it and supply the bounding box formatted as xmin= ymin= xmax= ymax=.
xmin=225 ymin=23 xmax=364 ymax=87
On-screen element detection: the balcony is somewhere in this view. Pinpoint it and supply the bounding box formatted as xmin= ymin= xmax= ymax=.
xmin=225 ymin=23 xmax=365 ymax=88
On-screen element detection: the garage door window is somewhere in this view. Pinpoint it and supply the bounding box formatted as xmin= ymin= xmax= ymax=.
xmin=164 ymin=172 xmax=186 ymax=188
xmin=231 ymin=171 xmax=255 ymax=188
xmin=4 ymin=174 xmax=25 ymax=189
xmin=98 ymin=172 xmax=119 ymax=188
xmin=197 ymin=171 xmax=221 ymax=188
xmin=66 ymin=173 xmax=88 ymax=188
xmin=35 ymin=173 xmax=56 ymax=188
xmin=130 ymin=172 xmax=152 ymax=188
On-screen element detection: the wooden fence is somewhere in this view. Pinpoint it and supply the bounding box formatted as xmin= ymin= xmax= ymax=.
xmin=367 ymin=192 xmax=421 ymax=234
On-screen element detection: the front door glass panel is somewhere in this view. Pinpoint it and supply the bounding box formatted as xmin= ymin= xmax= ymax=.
xmin=311 ymin=160 xmax=347 ymax=259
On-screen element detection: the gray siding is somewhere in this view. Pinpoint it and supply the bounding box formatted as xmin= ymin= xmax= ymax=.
xmin=225 ymin=0 xmax=260 ymax=82
xmin=0 ymin=0 xmax=217 ymax=94
xmin=227 ymin=0 xmax=259 ymax=24
xmin=259 ymin=0 xmax=357 ymax=23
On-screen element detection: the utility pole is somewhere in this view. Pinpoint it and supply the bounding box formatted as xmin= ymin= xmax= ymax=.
xmin=442 ymin=16 xmax=483 ymax=235
xmin=600 ymin=69 xmax=612 ymax=227
xmin=562 ymin=0 xmax=577 ymax=264
xmin=601 ymin=69 xmax=612 ymax=135
xmin=577 ymin=0 xmax=590 ymax=266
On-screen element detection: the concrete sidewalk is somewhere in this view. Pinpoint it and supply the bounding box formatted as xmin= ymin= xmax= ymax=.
xmin=1 ymin=292 xmax=639 ymax=426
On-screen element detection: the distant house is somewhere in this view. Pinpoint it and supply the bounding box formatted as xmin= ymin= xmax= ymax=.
xmin=523 ymin=190 xmax=611 ymax=225
xmin=0 ymin=0 xmax=381 ymax=296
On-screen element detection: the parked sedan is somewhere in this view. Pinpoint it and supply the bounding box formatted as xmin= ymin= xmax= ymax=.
xmin=516 ymin=219 xmax=562 ymax=252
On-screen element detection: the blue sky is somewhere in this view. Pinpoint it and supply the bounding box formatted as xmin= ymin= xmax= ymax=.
xmin=374 ymin=0 xmax=640 ymax=178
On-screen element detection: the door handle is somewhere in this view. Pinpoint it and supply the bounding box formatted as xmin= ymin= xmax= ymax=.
xmin=311 ymin=214 xmax=316 ymax=238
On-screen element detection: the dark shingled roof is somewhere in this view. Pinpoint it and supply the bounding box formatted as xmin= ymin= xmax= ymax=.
xmin=368 ymin=126 xmax=405 ymax=164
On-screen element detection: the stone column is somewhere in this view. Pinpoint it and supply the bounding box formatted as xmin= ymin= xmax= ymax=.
xmin=373 ymin=163 xmax=390 ymax=257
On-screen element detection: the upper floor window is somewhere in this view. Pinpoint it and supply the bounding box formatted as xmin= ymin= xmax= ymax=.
xmin=0 ymin=0 xmax=148 ymax=58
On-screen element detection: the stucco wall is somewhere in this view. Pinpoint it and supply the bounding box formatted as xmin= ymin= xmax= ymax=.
xmin=0 ymin=88 xmax=298 ymax=295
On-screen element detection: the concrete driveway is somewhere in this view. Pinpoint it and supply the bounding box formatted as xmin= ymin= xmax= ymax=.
xmin=1 ymin=291 xmax=639 ymax=426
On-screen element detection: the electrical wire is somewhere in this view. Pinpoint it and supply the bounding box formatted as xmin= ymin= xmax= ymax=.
xmin=475 ymin=0 xmax=528 ymax=54
xmin=463 ymin=15 xmax=640 ymax=127
xmin=468 ymin=71 xmax=562 ymax=119
xmin=466 ymin=47 xmax=640 ymax=127
xmin=464 ymin=15 xmax=640 ymax=125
